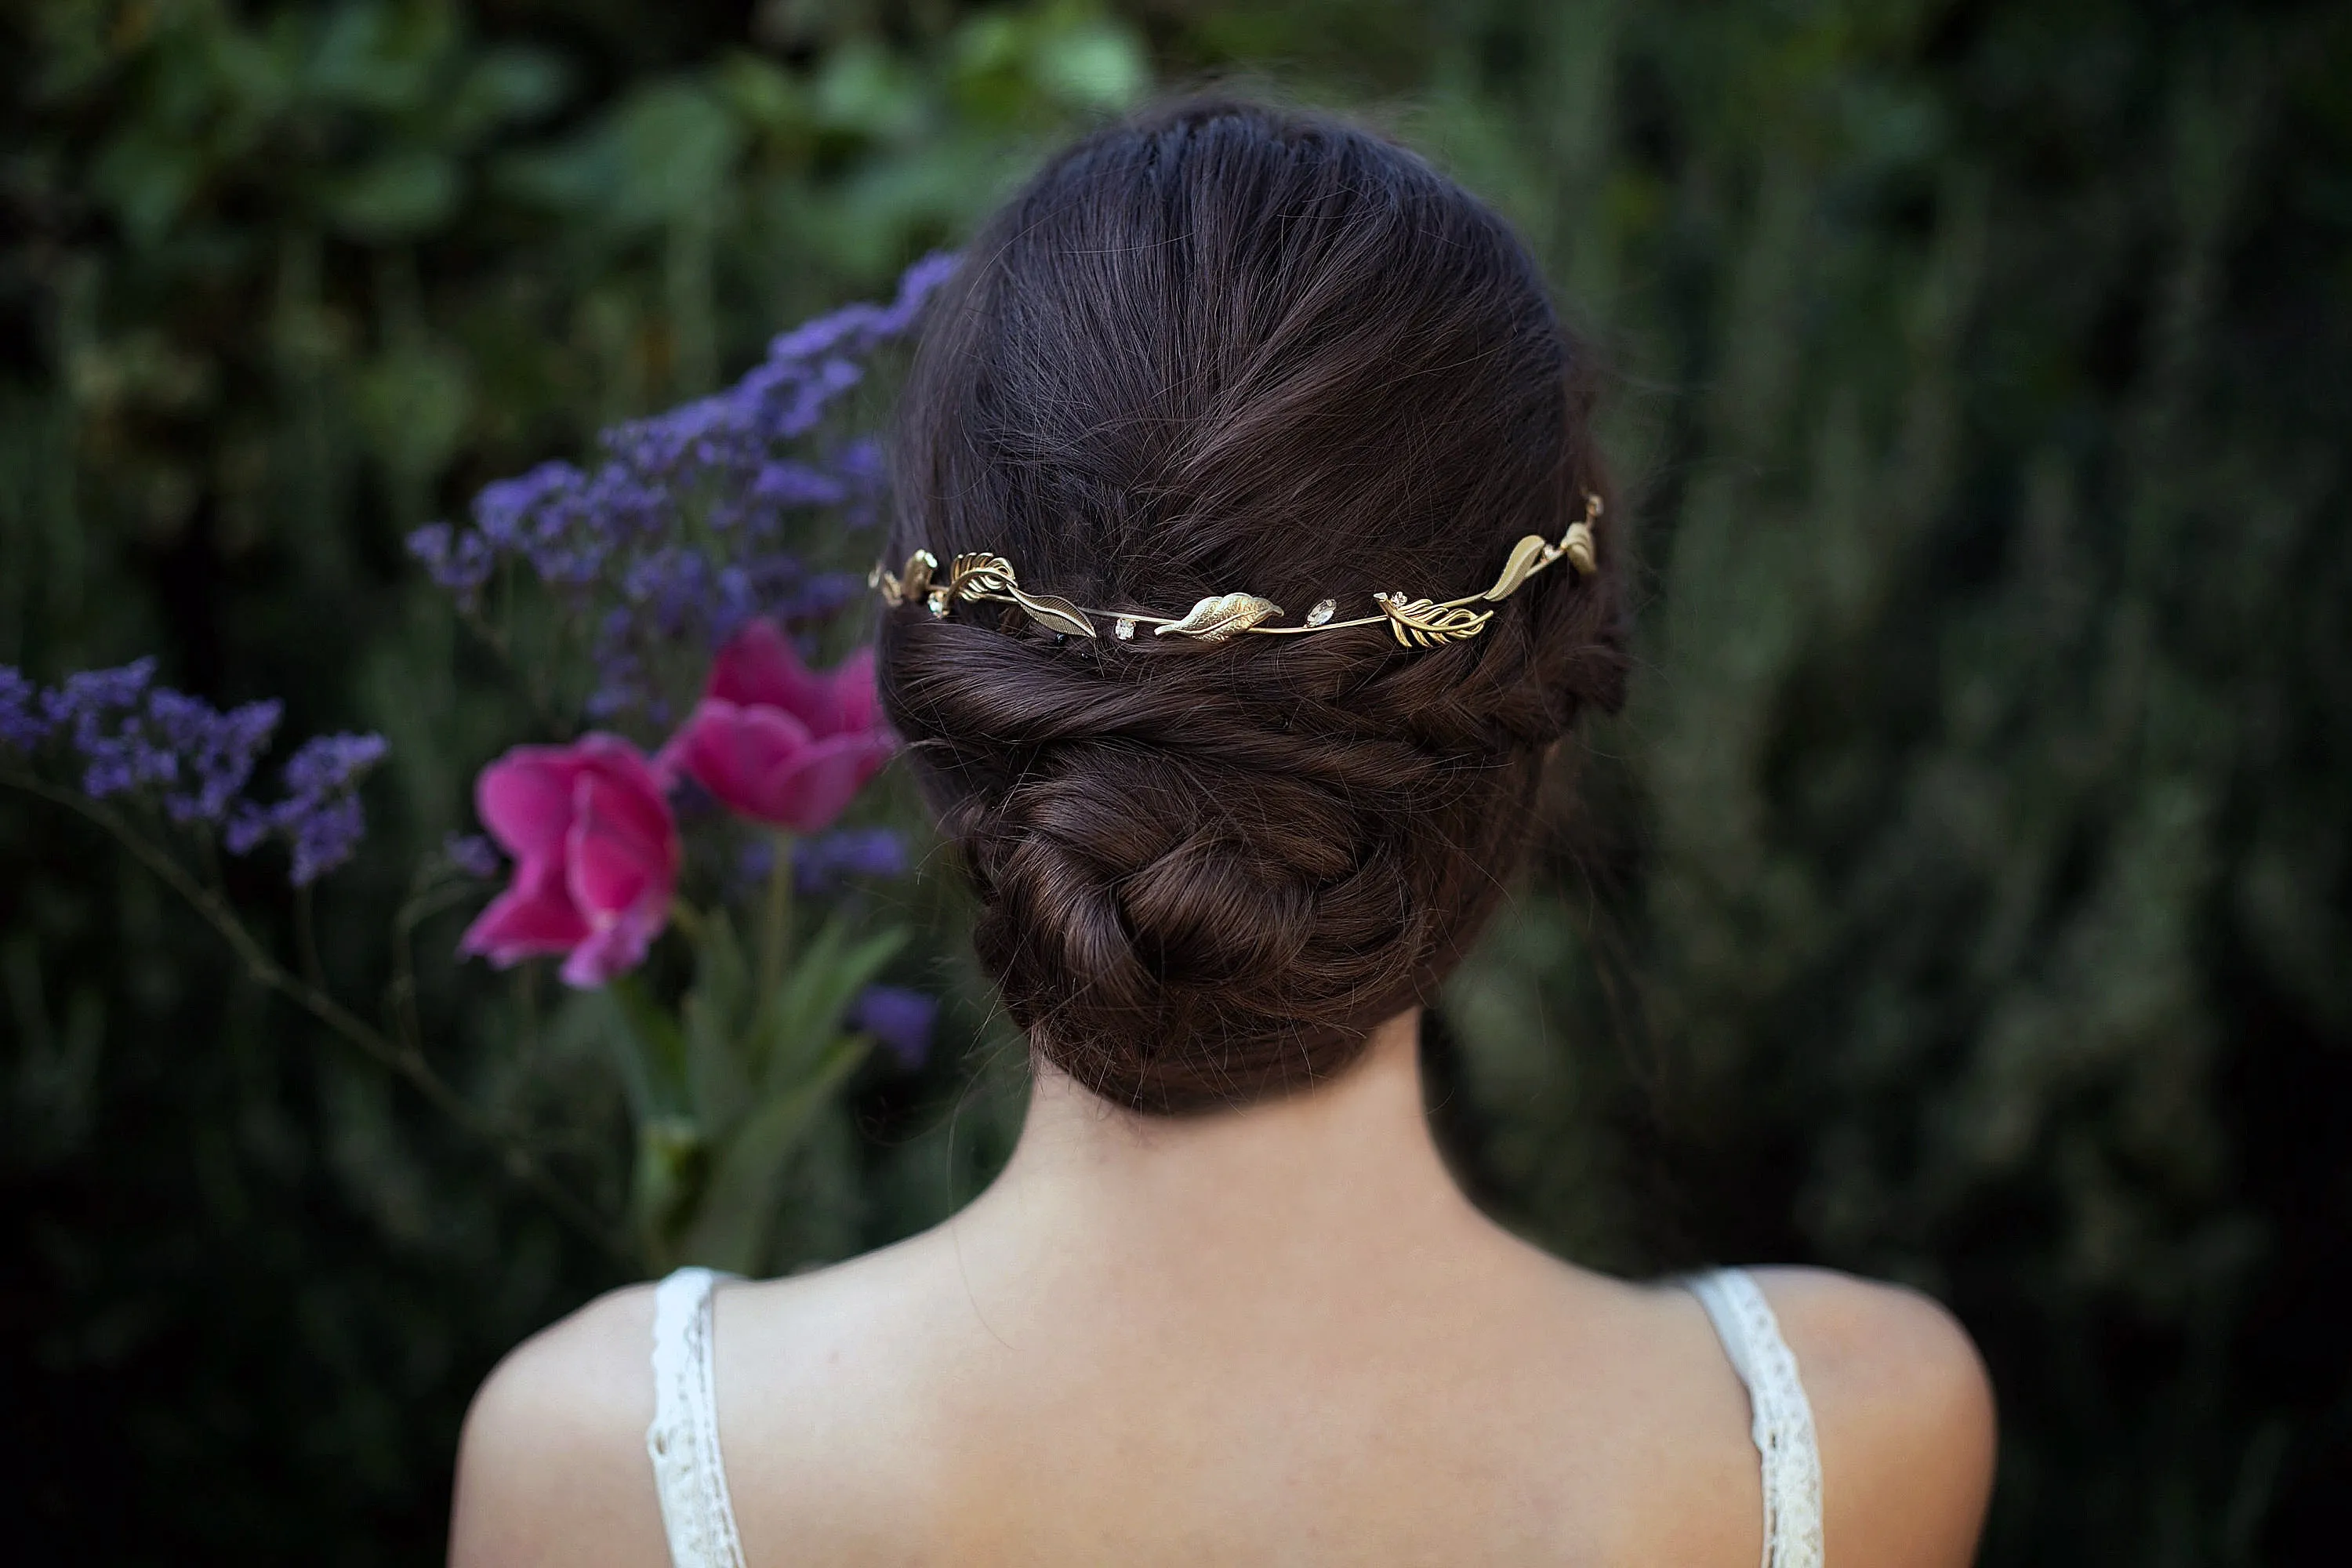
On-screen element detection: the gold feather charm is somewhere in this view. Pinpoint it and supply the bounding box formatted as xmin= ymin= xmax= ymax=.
xmin=1482 ymin=535 xmax=1558 ymax=601
xmin=1155 ymin=593 xmax=1284 ymax=643
xmin=927 ymin=551 xmax=1014 ymax=615
xmin=1376 ymin=593 xmax=1493 ymax=648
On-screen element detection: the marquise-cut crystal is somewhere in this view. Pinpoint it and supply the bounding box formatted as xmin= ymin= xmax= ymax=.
xmin=1305 ymin=598 xmax=1337 ymax=626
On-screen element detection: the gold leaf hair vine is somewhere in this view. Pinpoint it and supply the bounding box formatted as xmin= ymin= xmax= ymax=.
xmin=873 ymin=494 xmax=1602 ymax=648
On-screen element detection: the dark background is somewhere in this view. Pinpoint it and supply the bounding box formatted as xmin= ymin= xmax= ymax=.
xmin=4 ymin=0 xmax=2348 ymax=1560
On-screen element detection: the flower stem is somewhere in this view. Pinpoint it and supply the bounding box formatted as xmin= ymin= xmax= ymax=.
xmin=2 ymin=771 xmax=631 ymax=1265
xmin=759 ymin=828 xmax=795 ymax=1003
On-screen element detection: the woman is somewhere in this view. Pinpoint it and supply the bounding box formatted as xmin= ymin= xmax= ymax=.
xmin=450 ymin=100 xmax=1994 ymax=1566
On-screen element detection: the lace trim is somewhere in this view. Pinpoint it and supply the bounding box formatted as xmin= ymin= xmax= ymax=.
xmin=1688 ymin=1268 xmax=1827 ymax=1568
xmin=648 ymin=1266 xmax=749 ymax=1568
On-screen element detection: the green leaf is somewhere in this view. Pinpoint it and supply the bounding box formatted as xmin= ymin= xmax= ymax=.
xmin=602 ymin=974 xmax=688 ymax=1122
xmin=811 ymin=38 xmax=926 ymax=140
xmin=91 ymin=133 xmax=201 ymax=247
xmin=350 ymin=343 xmax=471 ymax=478
xmin=683 ymin=909 xmax=753 ymax=1135
xmin=609 ymin=79 xmax=743 ymax=224
xmin=713 ymin=52 xmax=806 ymax=134
xmin=631 ymin=1112 xmax=706 ymax=1267
xmin=446 ymin=46 xmax=569 ymax=141
xmin=755 ymin=916 xmax=906 ymax=1090
xmin=326 ymin=152 xmax=461 ymax=240
xmin=1033 ymin=21 xmax=1148 ymax=111
xmin=678 ymin=1036 xmax=869 ymax=1274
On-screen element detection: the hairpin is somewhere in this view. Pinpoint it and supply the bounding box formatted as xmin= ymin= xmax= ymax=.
xmin=873 ymin=495 xmax=1600 ymax=648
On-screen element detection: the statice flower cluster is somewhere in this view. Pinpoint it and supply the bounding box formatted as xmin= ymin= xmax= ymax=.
xmin=735 ymin=826 xmax=909 ymax=898
xmin=227 ymin=732 xmax=391 ymax=885
xmin=1 ymin=659 xmax=387 ymax=886
xmin=408 ymin=254 xmax=957 ymax=724
xmin=791 ymin=827 xmax=909 ymax=896
xmin=443 ymin=831 xmax=502 ymax=879
xmin=847 ymin=984 xmax=937 ymax=1069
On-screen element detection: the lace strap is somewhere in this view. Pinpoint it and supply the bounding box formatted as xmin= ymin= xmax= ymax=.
xmin=1687 ymin=1268 xmax=1826 ymax=1568
xmin=647 ymin=1266 xmax=749 ymax=1568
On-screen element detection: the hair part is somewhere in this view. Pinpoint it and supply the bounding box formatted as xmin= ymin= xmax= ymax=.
xmin=879 ymin=98 xmax=1627 ymax=1113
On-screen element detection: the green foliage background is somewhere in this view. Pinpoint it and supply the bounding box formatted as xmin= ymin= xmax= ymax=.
xmin=4 ymin=0 xmax=2347 ymax=1559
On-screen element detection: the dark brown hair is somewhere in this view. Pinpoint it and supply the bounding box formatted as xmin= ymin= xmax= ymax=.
xmin=878 ymin=100 xmax=1626 ymax=1113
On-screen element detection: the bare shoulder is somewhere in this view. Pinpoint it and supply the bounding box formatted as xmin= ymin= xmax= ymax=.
xmin=1751 ymin=1267 xmax=1997 ymax=1568
xmin=448 ymin=1283 xmax=669 ymax=1568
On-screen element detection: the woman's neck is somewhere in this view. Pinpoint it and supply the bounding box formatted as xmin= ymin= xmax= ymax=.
xmin=952 ymin=1011 xmax=1491 ymax=1311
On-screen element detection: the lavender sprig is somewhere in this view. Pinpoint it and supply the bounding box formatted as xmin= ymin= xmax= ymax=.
xmin=1 ymin=666 xmax=50 ymax=750
xmin=847 ymin=985 xmax=936 ymax=1070
xmin=443 ymin=831 xmax=502 ymax=879
xmin=4 ymin=659 xmax=383 ymax=887
xmin=229 ymin=733 xmax=391 ymax=885
xmin=408 ymin=254 xmax=956 ymax=723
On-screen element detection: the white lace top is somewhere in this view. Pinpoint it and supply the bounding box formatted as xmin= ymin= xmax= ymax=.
xmin=645 ymin=1264 xmax=1824 ymax=1567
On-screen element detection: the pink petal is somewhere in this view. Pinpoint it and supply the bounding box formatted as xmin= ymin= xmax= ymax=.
xmin=708 ymin=619 xmax=828 ymax=720
xmin=570 ymin=731 xmax=670 ymax=803
xmin=663 ymin=699 xmax=816 ymax=825
xmin=459 ymin=878 xmax=591 ymax=965
xmin=749 ymin=729 xmax=897 ymax=833
xmin=560 ymin=895 xmax=667 ymax=988
xmin=565 ymin=769 xmax=679 ymax=923
xmin=816 ymin=647 xmax=883 ymax=737
xmin=475 ymin=747 xmax=586 ymax=858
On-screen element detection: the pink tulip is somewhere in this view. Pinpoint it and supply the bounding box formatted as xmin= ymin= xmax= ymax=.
xmin=657 ymin=619 xmax=895 ymax=833
xmin=459 ymin=734 xmax=681 ymax=989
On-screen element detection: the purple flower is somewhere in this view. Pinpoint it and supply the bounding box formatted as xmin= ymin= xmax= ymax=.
xmin=147 ymin=690 xmax=282 ymax=824
xmin=794 ymin=827 xmax=909 ymax=895
xmin=848 ymin=985 xmax=936 ymax=1069
xmin=42 ymin=659 xmax=161 ymax=797
xmin=287 ymin=793 xmax=367 ymax=886
xmin=1 ymin=666 xmax=53 ymax=750
xmin=443 ymin=831 xmax=502 ymax=878
xmin=229 ymin=732 xmax=390 ymax=884
xmin=405 ymin=523 xmax=495 ymax=607
xmin=412 ymin=255 xmax=959 ymax=722
xmin=11 ymin=657 xmax=383 ymax=884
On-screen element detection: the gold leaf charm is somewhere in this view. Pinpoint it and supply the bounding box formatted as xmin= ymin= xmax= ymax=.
xmin=1562 ymin=521 xmax=1597 ymax=576
xmin=1154 ymin=593 xmax=1283 ymax=643
xmin=1009 ymin=586 xmax=1097 ymax=638
xmin=875 ymin=549 xmax=938 ymax=607
xmin=1376 ymin=593 xmax=1493 ymax=648
xmin=901 ymin=550 xmax=938 ymax=601
xmin=1482 ymin=534 xmax=1557 ymax=601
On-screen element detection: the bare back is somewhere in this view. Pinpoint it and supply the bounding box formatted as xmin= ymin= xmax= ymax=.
xmin=452 ymin=1025 xmax=1994 ymax=1566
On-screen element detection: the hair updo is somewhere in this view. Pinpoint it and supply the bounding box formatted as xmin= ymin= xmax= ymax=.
xmin=877 ymin=100 xmax=1627 ymax=1114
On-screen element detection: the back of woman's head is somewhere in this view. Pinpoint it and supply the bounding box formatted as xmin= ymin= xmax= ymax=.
xmin=879 ymin=99 xmax=1626 ymax=1113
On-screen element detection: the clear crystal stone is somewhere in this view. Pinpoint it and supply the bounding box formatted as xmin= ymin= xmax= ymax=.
xmin=1113 ymin=617 xmax=1137 ymax=641
xmin=1305 ymin=598 xmax=1337 ymax=627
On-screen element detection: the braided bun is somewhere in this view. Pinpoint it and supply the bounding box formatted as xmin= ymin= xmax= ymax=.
xmin=880 ymin=100 xmax=1627 ymax=1112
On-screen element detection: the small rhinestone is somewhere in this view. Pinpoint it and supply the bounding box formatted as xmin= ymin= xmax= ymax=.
xmin=1113 ymin=617 xmax=1137 ymax=641
xmin=1305 ymin=598 xmax=1337 ymax=627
